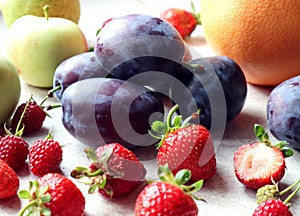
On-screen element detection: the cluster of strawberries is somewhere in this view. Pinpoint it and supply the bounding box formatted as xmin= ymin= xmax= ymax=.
xmin=0 ymin=90 xmax=217 ymax=215
xmin=0 ymin=95 xmax=77 ymax=215
xmin=1 ymin=90 xmax=299 ymax=215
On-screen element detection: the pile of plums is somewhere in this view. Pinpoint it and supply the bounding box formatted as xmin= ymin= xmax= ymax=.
xmin=53 ymin=14 xmax=247 ymax=149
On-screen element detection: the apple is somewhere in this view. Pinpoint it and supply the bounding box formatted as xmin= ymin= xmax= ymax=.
xmin=0 ymin=0 xmax=81 ymax=27
xmin=0 ymin=56 xmax=21 ymax=125
xmin=5 ymin=5 xmax=88 ymax=88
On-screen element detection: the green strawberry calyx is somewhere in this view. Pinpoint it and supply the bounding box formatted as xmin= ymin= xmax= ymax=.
xmin=256 ymin=178 xmax=300 ymax=207
xmin=70 ymin=147 xmax=122 ymax=197
xmin=254 ymin=124 xmax=294 ymax=157
xmin=151 ymin=164 xmax=205 ymax=201
xmin=18 ymin=181 xmax=51 ymax=216
xmin=190 ymin=1 xmax=201 ymax=25
xmin=149 ymin=104 xmax=200 ymax=148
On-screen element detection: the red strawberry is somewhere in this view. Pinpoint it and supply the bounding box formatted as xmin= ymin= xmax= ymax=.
xmin=160 ymin=3 xmax=201 ymax=39
xmin=134 ymin=165 xmax=204 ymax=216
xmin=11 ymin=99 xmax=46 ymax=135
xmin=150 ymin=104 xmax=216 ymax=181
xmin=0 ymin=159 xmax=19 ymax=199
xmin=254 ymin=178 xmax=300 ymax=216
xmin=0 ymin=101 xmax=31 ymax=171
xmin=71 ymin=143 xmax=146 ymax=198
xmin=11 ymin=95 xmax=60 ymax=135
xmin=253 ymin=199 xmax=292 ymax=216
xmin=29 ymin=133 xmax=63 ymax=176
xmin=0 ymin=134 xmax=29 ymax=171
xmin=233 ymin=124 xmax=293 ymax=190
xmin=18 ymin=173 xmax=85 ymax=216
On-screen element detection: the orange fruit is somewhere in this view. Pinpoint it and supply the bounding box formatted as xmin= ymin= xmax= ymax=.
xmin=200 ymin=0 xmax=300 ymax=86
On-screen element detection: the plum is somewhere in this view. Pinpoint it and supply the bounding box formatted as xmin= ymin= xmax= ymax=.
xmin=61 ymin=78 xmax=164 ymax=149
xmin=109 ymin=56 xmax=193 ymax=93
xmin=94 ymin=14 xmax=187 ymax=73
xmin=267 ymin=75 xmax=300 ymax=149
xmin=52 ymin=52 xmax=109 ymax=100
xmin=170 ymin=56 xmax=247 ymax=130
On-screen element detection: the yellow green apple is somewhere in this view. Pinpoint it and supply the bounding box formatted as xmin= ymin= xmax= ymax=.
xmin=6 ymin=6 xmax=88 ymax=88
xmin=0 ymin=56 xmax=21 ymax=125
xmin=0 ymin=0 xmax=81 ymax=27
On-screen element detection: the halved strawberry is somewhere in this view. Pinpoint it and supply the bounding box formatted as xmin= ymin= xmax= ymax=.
xmin=233 ymin=124 xmax=293 ymax=190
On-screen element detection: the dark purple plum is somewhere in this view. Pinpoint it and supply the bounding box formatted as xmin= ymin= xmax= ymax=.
xmin=52 ymin=52 xmax=109 ymax=100
xmin=170 ymin=56 xmax=247 ymax=130
xmin=61 ymin=78 xmax=164 ymax=149
xmin=109 ymin=56 xmax=193 ymax=93
xmin=267 ymin=75 xmax=300 ymax=149
xmin=94 ymin=14 xmax=188 ymax=73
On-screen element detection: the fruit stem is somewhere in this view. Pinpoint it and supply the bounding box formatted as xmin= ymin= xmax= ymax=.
xmin=15 ymin=99 xmax=30 ymax=136
xmin=18 ymin=200 xmax=36 ymax=216
xmin=190 ymin=1 xmax=201 ymax=25
xmin=46 ymin=104 xmax=62 ymax=111
xmin=166 ymin=104 xmax=179 ymax=130
xmin=280 ymin=179 xmax=300 ymax=196
xmin=283 ymin=180 xmax=300 ymax=205
xmin=44 ymin=131 xmax=54 ymax=140
xmin=47 ymin=85 xmax=61 ymax=98
xmin=43 ymin=5 xmax=49 ymax=21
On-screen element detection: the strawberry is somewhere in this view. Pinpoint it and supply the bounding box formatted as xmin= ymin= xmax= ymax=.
xmin=0 ymin=101 xmax=31 ymax=171
xmin=233 ymin=124 xmax=293 ymax=190
xmin=0 ymin=159 xmax=19 ymax=199
xmin=28 ymin=133 xmax=63 ymax=176
xmin=71 ymin=143 xmax=146 ymax=198
xmin=253 ymin=178 xmax=300 ymax=215
xmin=11 ymin=94 xmax=60 ymax=135
xmin=150 ymin=104 xmax=216 ymax=181
xmin=0 ymin=134 xmax=29 ymax=171
xmin=134 ymin=164 xmax=204 ymax=216
xmin=18 ymin=173 xmax=85 ymax=216
xmin=253 ymin=199 xmax=292 ymax=216
xmin=160 ymin=2 xmax=201 ymax=38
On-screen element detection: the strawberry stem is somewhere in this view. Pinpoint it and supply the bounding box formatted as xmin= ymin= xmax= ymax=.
xmin=283 ymin=180 xmax=300 ymax=205
xmin=18 ymin=200 xmax=37 ymax=216
xmin=47 ymin=85 xmax=61 ymax=98
xmin=14 ymin=98 xmax=31 ymax=137
xmin=46 ymin=104 xmax=62 ymax=111
xmin=166 ymin=104 xmax=179 ymax=130
xmin=280 ymin=179 xmax=300 ymax=197
xmin=190 ymin=1 xmax=201 ymax=25
xmin=44 ymin=131 xmax=54 ymax=140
